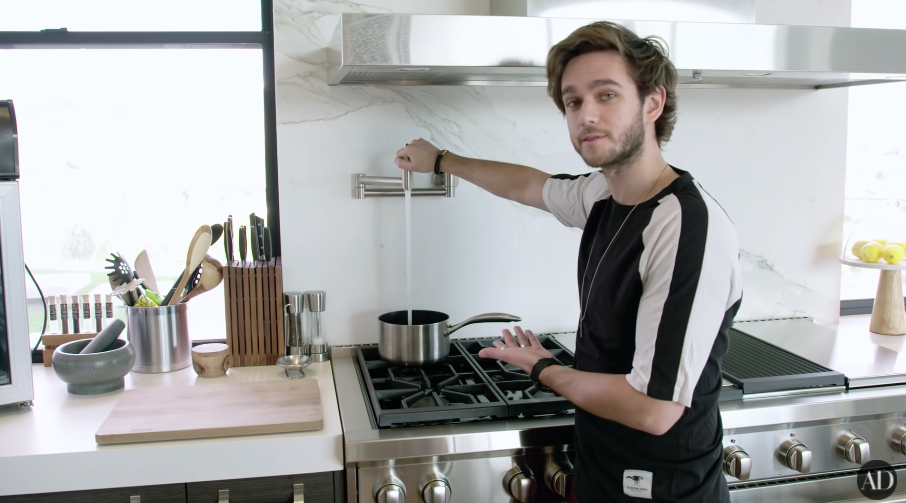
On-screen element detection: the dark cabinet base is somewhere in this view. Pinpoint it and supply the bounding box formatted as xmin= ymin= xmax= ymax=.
xmin=0 ymin=471 xmax=343 ymax=503
xmin=0 ymin=484 xmax=185 ymax=503
xmin=188 ymin=472 xmax=336 ymax=503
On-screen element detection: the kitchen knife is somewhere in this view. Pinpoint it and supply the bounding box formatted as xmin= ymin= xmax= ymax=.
xmin=249 ymin=213 xmax=259 ymax=262
xmin=227 ymin=215 xmax=236 ymax=262
xmin=250 ymin=220 xmax=260 ymax=262
xmin=238 ymin=225 xmax=247 ymax=263
xmin=256 ymin=216 xmax=266 ymax=259
xmin=223 ymin=219 xmax=230 ymax=263
xmin=263 ymin=227 xmax=272 ymax=262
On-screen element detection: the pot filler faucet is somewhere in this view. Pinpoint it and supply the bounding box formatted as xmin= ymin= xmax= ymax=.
xmin=353 ymin=169 xmax=456 ymax=199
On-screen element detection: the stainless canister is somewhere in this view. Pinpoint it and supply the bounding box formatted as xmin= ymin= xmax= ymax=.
xmin=125 ymin=303 xmax=191 ymax=373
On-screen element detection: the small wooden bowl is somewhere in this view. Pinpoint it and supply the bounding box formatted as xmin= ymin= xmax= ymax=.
xmin=191 ymin=343 xmax=231 ymax=378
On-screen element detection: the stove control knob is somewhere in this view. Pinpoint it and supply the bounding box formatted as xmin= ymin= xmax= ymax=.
xmin=723 ymin=445 xmax=752 ymax=480
xmin=375 ymin=483 xmax=406 ymax=503
xmin=836 ymin=431 xmax=870 ymax=464
xmin=503 ymin=466 xmax=537 ymax=502
xmin=778 ymin=439 xmax=812 ymax=473
xmin=544 ymin=454 xmax=574 ymax=498
xmin=420 ymin=479 xmax=451 ymax=503
xmin=890 ymin=425 xmax=906 ymax=454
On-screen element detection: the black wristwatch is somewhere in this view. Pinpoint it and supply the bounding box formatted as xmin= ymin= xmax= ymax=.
xmin=530 ymin=358 xmax=561 ymax=392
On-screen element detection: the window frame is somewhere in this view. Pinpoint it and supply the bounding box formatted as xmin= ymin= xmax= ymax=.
xmin=841 ymin=298 xmax=906 ymax=316
xmin=0 ymin=1 xmax=279 ymax=360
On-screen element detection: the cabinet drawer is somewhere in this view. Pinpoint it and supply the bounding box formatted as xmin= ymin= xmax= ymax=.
xmin=0 ymin=483 xmax=186 ymax=503
xmin=187 ymin=472 xmax=335 ymax=503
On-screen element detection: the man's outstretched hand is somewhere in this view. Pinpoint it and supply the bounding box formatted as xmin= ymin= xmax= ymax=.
xmin=477 ymin=326 xmax=554 ymax=374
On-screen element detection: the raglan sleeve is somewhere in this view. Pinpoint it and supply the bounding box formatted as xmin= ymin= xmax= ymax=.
xmin=625 ymin=193 xmax=741 ymax=408
xmin=541 ymin=172 xmax=608 ymax=230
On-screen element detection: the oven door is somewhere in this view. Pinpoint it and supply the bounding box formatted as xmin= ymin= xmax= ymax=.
xmin=0 ymin=181 xmax=33 ymax=407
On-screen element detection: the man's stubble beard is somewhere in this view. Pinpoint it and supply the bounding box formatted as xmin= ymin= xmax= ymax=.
xmin=575 ymin=106 xmax=646 ymax=175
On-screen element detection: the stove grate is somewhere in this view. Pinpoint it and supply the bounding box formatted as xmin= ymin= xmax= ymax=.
xmin=356 ymin=344 xmax=510 ymax=427
xmin=455 ymin=337 xmax=577 ymax=418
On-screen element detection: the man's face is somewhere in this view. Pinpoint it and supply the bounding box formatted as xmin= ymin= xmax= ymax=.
xmin=560 ymin=51 xmax=647 ymax=171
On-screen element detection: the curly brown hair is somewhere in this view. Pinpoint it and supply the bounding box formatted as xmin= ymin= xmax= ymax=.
xmin=546 ymin=21 xmax=678 ymax=147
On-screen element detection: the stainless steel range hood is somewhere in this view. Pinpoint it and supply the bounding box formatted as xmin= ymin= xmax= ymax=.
xmin=328 ymin=4 xmax=906 ymax=89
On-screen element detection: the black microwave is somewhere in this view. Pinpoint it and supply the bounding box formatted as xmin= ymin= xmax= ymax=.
xmin=0 ymin=101 xmax=20 ymax=181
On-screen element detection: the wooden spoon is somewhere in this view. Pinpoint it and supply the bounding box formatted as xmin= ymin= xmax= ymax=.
xmin=179 ymin=255 xmax=224 ymax=303
xmin=166 ymin=225 xmax=212 ymax=306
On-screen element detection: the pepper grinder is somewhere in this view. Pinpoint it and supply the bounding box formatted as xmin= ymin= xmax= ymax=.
xmin=284 ymin=292 xmax=307 ymax=356
xmin=305 ymin=290 xmax=328 ymax=362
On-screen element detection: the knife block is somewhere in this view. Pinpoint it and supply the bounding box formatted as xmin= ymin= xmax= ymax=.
xmin=223 ymin=257 xmax=285 ymax=367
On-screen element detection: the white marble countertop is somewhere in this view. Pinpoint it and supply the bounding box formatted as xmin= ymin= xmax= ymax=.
xmin=0 ymin=360 xmax=343 ymax=497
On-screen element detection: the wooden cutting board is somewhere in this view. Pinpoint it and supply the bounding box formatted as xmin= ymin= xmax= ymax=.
xmin=95 ymin=379 xmax=322 ymax=445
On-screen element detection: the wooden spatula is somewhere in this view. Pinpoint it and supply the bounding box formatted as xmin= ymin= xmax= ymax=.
xmin=133 ymin=250 xmax=160 ymax=294
xmin=166 ymin=225 xmax=212 ymax=306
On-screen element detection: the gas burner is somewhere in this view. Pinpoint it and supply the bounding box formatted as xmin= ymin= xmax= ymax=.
xmin=457 ymin=337 xmax=577 ymax=417
xmin=356 ymin=336 xmax=577 ymax=428
xmin=357 ymin=345 xmax=510 ymax=427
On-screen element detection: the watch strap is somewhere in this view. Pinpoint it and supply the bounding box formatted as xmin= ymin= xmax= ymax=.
xmin=530 ymin=358 xmax=561 ymax=392
xmin=434 ymin=149 xmax=449 ymax=176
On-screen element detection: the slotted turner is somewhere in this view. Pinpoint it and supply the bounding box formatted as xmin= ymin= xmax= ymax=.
xmin=166 ymin=225 xmax=212 ymax=306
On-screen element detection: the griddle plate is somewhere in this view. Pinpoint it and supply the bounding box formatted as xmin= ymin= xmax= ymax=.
xmin=723 ymin=329 xmax=846 ymax=394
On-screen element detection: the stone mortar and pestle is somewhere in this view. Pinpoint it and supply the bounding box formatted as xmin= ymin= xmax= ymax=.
xmin=52 ymin=319 xmax=136 ymax=395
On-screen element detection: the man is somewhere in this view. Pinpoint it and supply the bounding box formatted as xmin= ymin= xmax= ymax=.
xmin=394 ymin=21 xmax=742 ymax=503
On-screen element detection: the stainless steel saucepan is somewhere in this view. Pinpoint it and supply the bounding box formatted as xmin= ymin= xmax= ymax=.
xmin=378 ymin=310 xmax=521 ymax=366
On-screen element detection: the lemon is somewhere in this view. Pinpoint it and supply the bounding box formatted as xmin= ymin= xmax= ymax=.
xmin=851 ymin=240 xmax=870 ymax=257
xmin=873 ymin=239 xmax=888 ymax=247
xmin=890 ymin=242 xmax=906 ymax=251
xmin=861 ymin=242 xmax=883 ymax=263
xmin=883 ymin=244 xmax=905 ymax=265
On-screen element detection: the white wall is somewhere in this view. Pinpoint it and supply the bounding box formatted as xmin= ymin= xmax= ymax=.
xmin=275 ymin=0 xmax=850 ymax=345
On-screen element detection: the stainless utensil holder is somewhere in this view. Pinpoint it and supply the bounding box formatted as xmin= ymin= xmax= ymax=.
xmin=125 ymin=303 xmax=191 ymax=373
xmin=353 ymin=169 xmax=456 ymax=198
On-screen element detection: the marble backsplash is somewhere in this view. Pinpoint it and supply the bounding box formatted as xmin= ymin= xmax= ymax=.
xmin=274 ymin=0 xmax=848 ymax=344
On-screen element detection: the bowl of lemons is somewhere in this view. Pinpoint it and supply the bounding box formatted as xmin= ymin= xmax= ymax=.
xmin=847 ymin=239 xmax=905 ymax=266
xmin=843 ymin=200 xmax=906 ymax=268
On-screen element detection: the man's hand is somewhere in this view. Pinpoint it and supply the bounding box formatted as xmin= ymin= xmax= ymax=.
xmin=395 ymin=138 xmax=441 ymax=174
xmin=477 ymin=326 xmax=554 ymax=374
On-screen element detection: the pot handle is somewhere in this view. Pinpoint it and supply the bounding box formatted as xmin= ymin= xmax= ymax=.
xmin=444 ymin=313 xmax=522 ymax=337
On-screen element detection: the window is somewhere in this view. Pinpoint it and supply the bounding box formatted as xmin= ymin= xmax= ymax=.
xmin=841 ymin=0 xmax=906 ymax=306
xmin=0 ymin=1 xmax=278 ymax=347
xmin=0 ymin=0 xmax=262 ymax=31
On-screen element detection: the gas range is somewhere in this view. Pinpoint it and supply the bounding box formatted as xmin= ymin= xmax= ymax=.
xmin=332 ymin=321 xmax=906 ymax=503
xmin=334 ymin=334 xmax=578 ymax=503
xmin=356 ymin=336 xmax=576 ymax=429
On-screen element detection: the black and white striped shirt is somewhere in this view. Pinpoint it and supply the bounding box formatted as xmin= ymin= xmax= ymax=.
xmin=543 ymin=166 xmax=743 ymax=502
